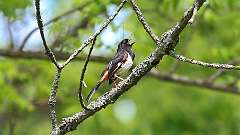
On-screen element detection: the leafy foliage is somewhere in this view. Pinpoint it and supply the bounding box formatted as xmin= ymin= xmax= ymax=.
xmin=0 ymin=0 xmax=31 ymax=19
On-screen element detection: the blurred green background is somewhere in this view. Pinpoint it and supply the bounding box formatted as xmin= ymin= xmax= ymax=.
xmin=0 ymin=0 xmax=240 ymax=134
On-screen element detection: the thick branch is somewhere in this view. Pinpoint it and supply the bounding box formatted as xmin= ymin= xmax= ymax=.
xmin=56 ymin=0 xmax=206 ymax=134
xmin=169 ymin=51 xmax=240 ymax=70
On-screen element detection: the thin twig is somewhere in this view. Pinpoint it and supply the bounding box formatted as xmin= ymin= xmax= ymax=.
xmin=169 ymin=51 xmax=240 ymax=70
xmin=78 ymin=37 xmax=97 ymax=110
xmin=129 ymin=0 xmax=161 ymax=45
xmin=207 ymin=59 xmax=240 ymax=82
xmin=20 ymin=1 xmax=92 ymax=50
xmin=60 ymin=0 xmax=127 ymax=68
xmin=35 ymin=0 xmax=60 ymax=69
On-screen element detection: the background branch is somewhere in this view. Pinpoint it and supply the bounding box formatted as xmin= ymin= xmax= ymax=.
xmin=149 ymin=69 xmax=239 ymax=94
xmin=0 ymin=49 xmax=109 ymax=62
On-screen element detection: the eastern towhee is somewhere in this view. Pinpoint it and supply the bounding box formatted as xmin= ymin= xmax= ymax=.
xmin=86 ymin=39 xmax=135 ymax=102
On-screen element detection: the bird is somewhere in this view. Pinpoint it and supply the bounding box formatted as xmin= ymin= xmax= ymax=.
xmin=86 ymin=38 xmax=135 ymax=102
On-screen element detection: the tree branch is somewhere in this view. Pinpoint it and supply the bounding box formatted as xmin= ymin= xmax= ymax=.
xmin=169 ymin=51 xmax=240 ymax=70
xmin=0 ymin=49 xmax=109 ymax=63
xmin=49 ymin=69 xmax=62 ymax=134
xmin=206 ymin=58 xmax=240 ymax=82
xmin=149 ymin=69 xmax=239 ymax=94
xmin=35 ymin=0 xmax=60 ymax=69
xmin=130 ymin=0 xmax=160 ymax=45
xmin=78 ymin=37 xmax=97 ymax=110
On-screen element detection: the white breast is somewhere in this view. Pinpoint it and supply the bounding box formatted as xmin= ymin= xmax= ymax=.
xmin=117 ymin=53 xmax=133 ymax=74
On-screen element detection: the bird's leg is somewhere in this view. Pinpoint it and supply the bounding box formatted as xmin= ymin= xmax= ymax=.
xmin=115 ymin=75 xmax=124 ymax=81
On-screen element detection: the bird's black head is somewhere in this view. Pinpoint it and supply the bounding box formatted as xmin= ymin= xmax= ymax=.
xmin=117 ymin=38 xmax=135 ymax=52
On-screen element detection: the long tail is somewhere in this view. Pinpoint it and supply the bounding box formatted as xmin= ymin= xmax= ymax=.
xmin=86 ymin=82 xmax=102 ymax=102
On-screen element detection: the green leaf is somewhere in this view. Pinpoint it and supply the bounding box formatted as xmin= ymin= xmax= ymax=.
xmin=0 ymin=0 xmax=31 ymax=18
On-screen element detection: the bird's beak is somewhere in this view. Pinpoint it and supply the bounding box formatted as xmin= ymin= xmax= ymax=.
xmin=130 ymin=41 xmax=135 ymax=46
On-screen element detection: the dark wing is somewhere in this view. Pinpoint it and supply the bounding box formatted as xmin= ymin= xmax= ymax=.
xmin=108 ymin=50 xmax=128 ymax=80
